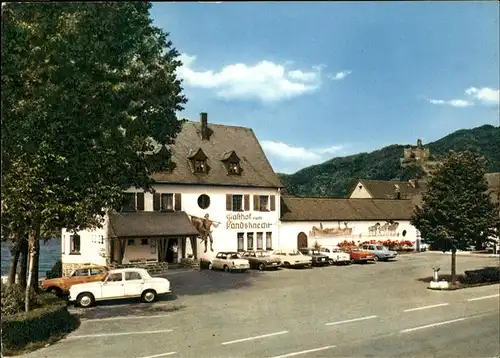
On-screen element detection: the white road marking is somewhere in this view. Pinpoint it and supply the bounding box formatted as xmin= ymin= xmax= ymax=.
xmin=82 ymin=314 xmax=171 ymax=322
xmin=400 ymin=317 xmax=468 ymax=333
xmin=139 ymin=352 xmax=177 ymax=358
xmin=403 ymin=303 xmax=449 ymax=312
xmin=269 ymin=345 xmax=336 ymax=358
xmin=221 ymin=331 xmax=288 ymax=345
xmin=467 ymin=294 xmax=500 ymax=302
xmin=325 ymin=315 xmax=378 ymax=326
xmin=67 ymin=329 xmax=173 ymax=339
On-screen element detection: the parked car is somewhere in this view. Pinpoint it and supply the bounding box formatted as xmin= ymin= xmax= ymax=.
xmin=298 ymin=248 xmax=329 ymax=266
xmin=69 ymin=268 xmax=171 ymax=308
xmin=209 ymin=252 xmax=250 ymax=273
xmin=272 ymin=249 xmax=312 ymax=268
xmin=361 ymin=244 xmax=398 ymax=261
xmin=341 ymin=246 xmax=376 ymax=264
xmin=318 ymin=246 xmax=351 ymax=265
xmin=241 ymin=250 xmax=282 ymax=270
xmin=41 ymin=265 xmax=108 ymax=296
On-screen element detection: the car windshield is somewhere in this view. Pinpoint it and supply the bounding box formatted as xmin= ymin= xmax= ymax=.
xmin=230 ymin=254 xmax=240 ymax=259
xmin=288 ymin=250 xmax=301 ymax=256
xmin=376 ymin=245 xmax=385 ymax=250
xmin=332 ymin=248 xmax=341 ymax=252
xmin=256 ymin=251 xmax=269 ymax=257
xmin=311 ymin=249 xmax=320 ymax=255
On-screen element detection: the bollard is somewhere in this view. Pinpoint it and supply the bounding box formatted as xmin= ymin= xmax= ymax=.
xmin=432 ymin=266 xmax=440 ymax=282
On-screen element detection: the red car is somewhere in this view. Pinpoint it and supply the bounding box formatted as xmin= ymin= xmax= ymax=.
xmin=341 ymin=246 xmax=376 ymax=264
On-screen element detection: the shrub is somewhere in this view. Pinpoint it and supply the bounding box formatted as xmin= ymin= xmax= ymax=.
xmin=463 ymin=267 xmax=500 ymax=284
xmin=45 ymin=260 xmax=62 ymax=279
xmin=1 ymin=283 xmax=39 ymax=316
xmin=1 ymin=294 xmax=79 ymax=353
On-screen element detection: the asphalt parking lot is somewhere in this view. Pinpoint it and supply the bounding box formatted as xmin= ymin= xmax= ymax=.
xmin=21 ymin=252 xmax=500 ymax=358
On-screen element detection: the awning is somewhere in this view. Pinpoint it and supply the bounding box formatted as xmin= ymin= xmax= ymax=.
xmin=107 ymin=211 xmax=200 ymax=238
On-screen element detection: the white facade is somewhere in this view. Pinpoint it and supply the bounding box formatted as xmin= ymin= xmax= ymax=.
xmin=61 ymin=183 xmax=281 ymax=268
xmin=279 ymin=219 xmax=418 ymax=249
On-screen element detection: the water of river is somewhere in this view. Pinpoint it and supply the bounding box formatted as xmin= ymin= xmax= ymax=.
xmin=1 ymin=240 xmax=61 ymax=278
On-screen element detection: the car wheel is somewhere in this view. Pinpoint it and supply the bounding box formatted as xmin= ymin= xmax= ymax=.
xmin=223 ymin=265 xmax=230 ymax=273
xmin=350 ymin=258 xmax=355 ymax=264
xmin=141 ymin=289 xmax=157 ymax=303
xmin=283 ymin=262 xmax=291 ymax=268
xmin=241 ymin=269 xmax=248 ymax=273
xmin=374 ymin=256 xmax=379 ymax=261
xmin=47 ymin=287 xmax=63 ymax=297
xmin=208 ymin=262 xmax=213 ymax=270
xmin=328 ymin=259 xmax=334 ymax=265
xmin=258 ymin=263 xmax=266 ymax=271
xmin=77 ymin=292 xmax=94 ymax=308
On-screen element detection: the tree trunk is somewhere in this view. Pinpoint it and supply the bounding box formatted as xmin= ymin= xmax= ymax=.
xmin=25 ymin=227 xmax=39 ymax=312
xmin=8 ymin=241 xmax=21 ymax=285
xmin=450 ymin=247 xmax=457 ymax=283
xmin=32 ymin=238 xmax=40 ymax=292
xmin=19 ymin=238 xmax=28 ymax=289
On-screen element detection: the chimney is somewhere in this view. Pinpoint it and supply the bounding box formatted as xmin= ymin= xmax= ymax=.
xmin=394 ymin=184 xmax=401 ymax=200
xmin=200 ymin=112 xmax=209 ymax=140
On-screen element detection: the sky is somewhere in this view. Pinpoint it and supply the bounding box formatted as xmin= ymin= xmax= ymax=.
xmin=150 ymin=2 xmax=499 ymax=174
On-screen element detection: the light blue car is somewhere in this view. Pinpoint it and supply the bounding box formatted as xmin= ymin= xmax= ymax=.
xmin=361 ymin=244 xmax=398 ymax=261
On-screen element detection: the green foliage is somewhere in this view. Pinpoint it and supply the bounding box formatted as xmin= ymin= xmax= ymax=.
xmin=463 ymin=267 xmax=500 ymax=284
xmin=411 ymin=151 xmax=500 ymax=251
xmin=1 ymin=283 xmax=39 ymax=315
xmin=1 ymin=293 xmax=78 ymax=352
xmin=2 ymin=2 xmax=187 ymax=234
xmin=45 ymin=260 xmax=62 ymax=279
xmin=279 ymin=125 xmax=500 ymax=197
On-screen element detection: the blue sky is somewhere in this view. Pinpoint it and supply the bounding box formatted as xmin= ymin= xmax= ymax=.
xmin=150 ymin=2 xmax=499 ymax=174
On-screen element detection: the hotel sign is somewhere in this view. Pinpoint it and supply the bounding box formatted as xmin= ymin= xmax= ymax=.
xmin=226 ymin=213 xmax=274 ymax=230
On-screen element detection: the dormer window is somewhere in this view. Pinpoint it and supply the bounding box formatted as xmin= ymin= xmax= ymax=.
xmin=221 ymin=150 xmax=242 ymax=175
xmin=194 ymin=159 xmax=206 ymax=173
xmin=188 ymin=148 xmax=209 ymax=174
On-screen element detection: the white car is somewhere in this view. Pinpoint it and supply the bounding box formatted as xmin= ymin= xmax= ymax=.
xmin=272 ymin=249 xmax=312 ymax=268
xmin=69 ymin=268 xmax=171 ymax=308
xmin=209 ymin=252 xmax=250 ymax=273
xmin=319 ymin=246 xmax=351 ymax=265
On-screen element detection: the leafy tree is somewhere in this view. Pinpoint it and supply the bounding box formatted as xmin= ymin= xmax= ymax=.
xmin=1 ymin=2 xmax=187 ymax=310
xmin=411 ymin=151 xmax=500 ymax=282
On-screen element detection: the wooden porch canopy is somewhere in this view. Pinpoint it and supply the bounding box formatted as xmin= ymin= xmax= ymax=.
xmin=107 ymin=211 xmax=200 ymax=263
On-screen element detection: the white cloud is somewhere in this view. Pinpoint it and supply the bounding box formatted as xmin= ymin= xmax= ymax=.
xmin=465 ymin=87 xmax=499 ymax=105
xmin=427 ymin=98 xmax=474 ymax=108
xmin=177 ymin=54 xmax=323 ymax=102
xmin=329 ymin=70 xmax=352 ymax=81
xmin=261 ymin=140 xmax=343 ymax=163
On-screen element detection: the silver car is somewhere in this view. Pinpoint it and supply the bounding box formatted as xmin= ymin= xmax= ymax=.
xmin=361 ymin=244 xmax=398 ymax=261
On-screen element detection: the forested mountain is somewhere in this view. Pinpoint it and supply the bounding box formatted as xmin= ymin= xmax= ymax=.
xmin=279 ymin=125 xmax=500 ymax=198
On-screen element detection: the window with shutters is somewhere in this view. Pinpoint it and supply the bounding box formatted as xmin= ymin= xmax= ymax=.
xmin=246 ymin=232 xmax=254 ymax=250
xmin=266 ymin=232 xmax=273 ymax=250
xmin=226 ymin=194 xmax=247 ymax=211
xmin=232 ymin=195 xmax=243 ymax=211
xmin=256 ymin=232 xmax=263 ymax=250
xmin=122 ymin=193 xmax=136 ymax=211
xmin=253 ymin=195 xmax=276 ymax=212
xmin=237 ymin=232 xmax=244 ymax=252
xmin=161 ymin=193 xmax=174 ymax=211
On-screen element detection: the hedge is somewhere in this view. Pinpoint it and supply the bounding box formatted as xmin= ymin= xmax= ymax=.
xmin=2 ymin=294 xmax=79 ymax=353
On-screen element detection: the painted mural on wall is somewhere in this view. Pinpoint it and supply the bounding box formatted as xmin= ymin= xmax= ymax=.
xmin=309 ymin=220 xmax=400 ymax=239
xmin=190 ymin=214 xmax=221 ymax=253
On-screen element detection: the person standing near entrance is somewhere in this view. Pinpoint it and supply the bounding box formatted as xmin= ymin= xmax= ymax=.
xmin=170 ymin=240 xmax=179 ymax=263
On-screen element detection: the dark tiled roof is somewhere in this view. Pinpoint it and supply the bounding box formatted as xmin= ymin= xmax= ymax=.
xmin=349 ymin=179 xmax=420 ymax=199
xmin=151 ymin=119 xmax=283 ymax=188
xmin=107 ymin=211 xmax=199 ymax=238
xmin=280 ymin=196 xmax=414 ymax=221
xmin=486 ymin=172 xmax=500 ymax=203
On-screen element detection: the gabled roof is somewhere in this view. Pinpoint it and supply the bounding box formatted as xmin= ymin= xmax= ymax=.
xmin=151 ymin=119 xmax=282 ymax=188
xmin=348 ymin=179 xmax=420 ymax=199
xmin=280 ymin=196 xmax=414 ymax=221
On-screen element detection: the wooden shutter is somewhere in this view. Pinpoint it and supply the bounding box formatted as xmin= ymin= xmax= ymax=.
xmin=153 ymin=193 xmax=161 ymax=212
xmin=270 ymin=195 xmax=276 ymax=211
xmin=244 ymin=195 xmax=250 ymax=211
xmin=253 ymin=195 xmax=259 ymax=211
xmin=226 ymin=194 xmax=232 ymax=211
xmin=174 ymin=193 xmax=182 ymax=211
xmin=136 ymin=193 xmax=145 ymax=211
